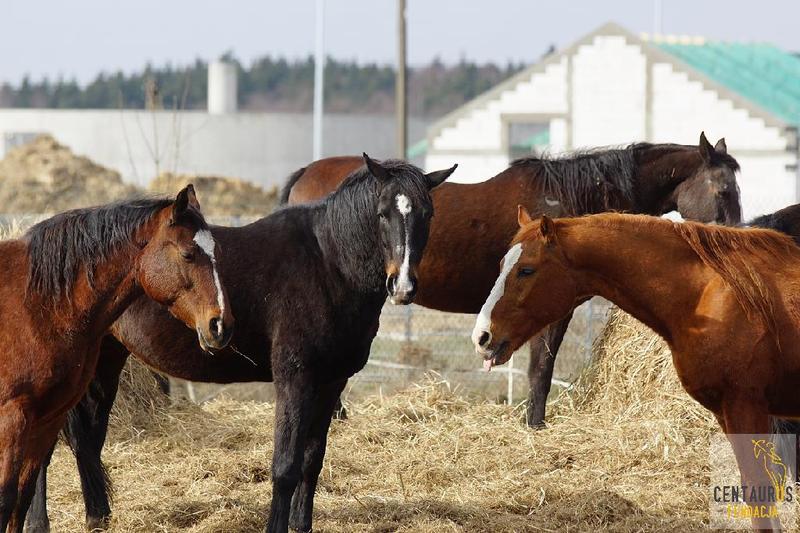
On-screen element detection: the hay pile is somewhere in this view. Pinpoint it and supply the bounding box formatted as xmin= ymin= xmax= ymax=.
xmin=0 ymin=135 xmax=141 ymax=212
xmin=149 ymin=173 xmax=278 ymax=217
xmin=46 ymin=308 xmax=722 ymax=532
xmin=0 ymin=136 xmax=278 ymax=217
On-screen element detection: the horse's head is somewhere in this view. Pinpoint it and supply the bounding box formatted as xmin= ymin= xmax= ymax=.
xmin=362 ymin=153 xmax=456 ymax=305
xmin=137 ymin=185 xmax=234 ymax=351
xmin=672 ymin=132 xmax=742 ymax=225
xmin=472 ymin=207 xmax=577 ymax=369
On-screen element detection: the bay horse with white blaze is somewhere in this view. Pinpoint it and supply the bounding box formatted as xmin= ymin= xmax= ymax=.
xmin=280 ymin=133 xmax=741 ymax=426
xmin=0 ymin=186 xmax=232 ymax=532
xmin=473 ymin=209 xmax=800 ymax=531
xmin=28 ymin=156 xmax=455 ymax=533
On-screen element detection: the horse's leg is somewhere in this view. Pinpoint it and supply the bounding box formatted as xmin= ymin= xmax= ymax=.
xmin=0 ymin=403 xmax=28 ymax=531
xmin=266 ymin=371 xmax=314 ymax=533
xmin=9 ymin=432 xmax=56 ymax=533
xmin=331 ymin=390 xmax=347 ymax=421
xmin=526 ymin=309 xmax=574 ymax=428
xmin=289 ymin=379 xmax=347 ymax=532
xmin=22 ymin=444 xmax=53 ymax=533
xmin=720 ymin=398 xmax=777 ymax=532
xmin=62 ymin=336 xmax=129 ymax=531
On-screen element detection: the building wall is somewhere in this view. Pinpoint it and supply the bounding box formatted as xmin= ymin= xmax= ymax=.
xmin=0 ymin=109 xmax=429 ymax=189
xmin=571 ymin=35 xmax=647 ymax=147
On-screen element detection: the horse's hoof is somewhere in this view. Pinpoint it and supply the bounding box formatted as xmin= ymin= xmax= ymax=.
xmin=526 ymin=419 xmax=547 ymax=430
xmin=86 ymin=514 xmax=110 ymax=532
xmin=23 ymin=519 xmax=50 ymax=533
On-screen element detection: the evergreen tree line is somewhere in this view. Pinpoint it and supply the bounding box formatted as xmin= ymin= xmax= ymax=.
xmin=0 ymin=55 xmax=527 ymax=117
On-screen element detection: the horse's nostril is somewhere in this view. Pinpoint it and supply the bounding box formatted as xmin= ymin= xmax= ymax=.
xmin=209 ymin=317 xmax=223 ymax=339
xmin=386 ymin=274 xmax=398 ymax=294
xmin=478 ymin=330 xmax=491 ymax=348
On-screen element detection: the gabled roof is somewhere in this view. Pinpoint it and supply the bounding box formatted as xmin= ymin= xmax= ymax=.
xmin=656 ymin=41 xmax=800 ymax=125
xmin=427 ymin=22 xmax=794 ymax=148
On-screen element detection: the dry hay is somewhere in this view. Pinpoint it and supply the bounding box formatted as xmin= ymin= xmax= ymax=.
xmin=149 ymin=173 xmax=278 ymax=218
xmin=0 ymin=136 xmax=278 ymax=217
xmin=44 ymin=307 xmax=726 ymax=532
xmin=0 ymin=135 xmax=141 ymax=213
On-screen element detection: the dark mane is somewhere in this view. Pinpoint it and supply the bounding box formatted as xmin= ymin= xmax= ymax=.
xmin=510 ymin=142 xmax=740 ymax=215
xmin=511 ymin=144 xmax=642 ymax=214
xmin=25 ymin=198 xmax=200 ymax=302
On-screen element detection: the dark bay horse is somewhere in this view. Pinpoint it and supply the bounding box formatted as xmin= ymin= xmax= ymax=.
xmin=0 ymin=186 xmax=232 ymax=532
xmin=280 ymin=133 xmax=742 ymax=427
xmin=473 ymin=209 xmax=800 ymax=531
xmin=29 ymin=156 xmax=455 ymax=533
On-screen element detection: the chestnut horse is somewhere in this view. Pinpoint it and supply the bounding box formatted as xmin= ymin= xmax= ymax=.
xmin=281 ymin=133 xmax=742 ymax=427
xmin=0 ymin=186 xmax=232 ymax=532
xmin=28 ymin=156 xmax=455 ymax=533
xmin=473 ymin=209 xmax=800 ymax=531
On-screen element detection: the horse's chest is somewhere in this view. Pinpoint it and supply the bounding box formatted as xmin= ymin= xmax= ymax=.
xmin=317 ymin=312 xmax=380 ymax=380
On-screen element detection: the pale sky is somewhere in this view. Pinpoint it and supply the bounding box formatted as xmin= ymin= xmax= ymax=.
xmin=2 ymin=0 xmax=798 ymax=85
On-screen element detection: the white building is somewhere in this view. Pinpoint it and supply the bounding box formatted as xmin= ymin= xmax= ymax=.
xmin=424 ymin=23 xmax=800 ymax=219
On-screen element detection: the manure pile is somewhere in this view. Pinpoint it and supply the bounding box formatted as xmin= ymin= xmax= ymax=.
xmin=0 ymin=135 xmax=140 ymax=213
xmin=46 ymin=308 xmax=723 ymax=532
xmin=149 ymin=173 xmax=278 ymax=218
xmin=0 ymin=135 xmax=278 ymax=217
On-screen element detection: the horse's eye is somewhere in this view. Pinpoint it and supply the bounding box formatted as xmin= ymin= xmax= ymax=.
xmin=518 ymin=267 xmax=535 ymax=278
xmin=378 ymin=211 xmax=388 ymax=220
xmin=181 ymin=250 xmax=195 ymax=262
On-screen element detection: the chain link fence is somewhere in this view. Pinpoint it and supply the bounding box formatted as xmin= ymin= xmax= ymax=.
xmin=347 ymin=298 xmax=611 ymax=404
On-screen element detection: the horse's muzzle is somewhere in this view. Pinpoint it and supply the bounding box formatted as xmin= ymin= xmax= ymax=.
xmin=387 ymin=273 xmax=417 ymax=305
xmin=199 ymin=316 xmax=233 ymax=352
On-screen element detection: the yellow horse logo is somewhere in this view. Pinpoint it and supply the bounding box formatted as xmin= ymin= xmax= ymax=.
xmin=752 ymin=439 xmax=789 ymax=502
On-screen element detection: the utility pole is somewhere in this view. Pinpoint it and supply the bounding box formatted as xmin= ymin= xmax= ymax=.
xmin=312 ymin=0 xmax=325 ymax=160
xmin=396 ymin=0 xmax=407 ymax=159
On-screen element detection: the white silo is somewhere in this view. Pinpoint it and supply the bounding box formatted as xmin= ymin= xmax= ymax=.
xmin=207 ymin=60 xmax=238 ymax=114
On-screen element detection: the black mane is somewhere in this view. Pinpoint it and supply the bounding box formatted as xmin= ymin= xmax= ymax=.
xmin=511 ymin=142 xmax=740 ymax=215
xmin=511 ymin=144 xmax=641 ymax=214
xmin=25 ymin=198 xmax=198 ymax=301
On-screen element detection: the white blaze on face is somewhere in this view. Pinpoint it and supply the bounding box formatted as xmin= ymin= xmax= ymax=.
xmin=193 ymin=229 xmax=225 ymax=326
xmin=471 ymin=243 xmax=523 ymax=352
xmin=394 ymin=194 xmax=414 ymax=296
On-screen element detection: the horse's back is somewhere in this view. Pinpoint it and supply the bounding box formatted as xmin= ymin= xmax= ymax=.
xmin=283 ymin=156 xmax=363 ymax=205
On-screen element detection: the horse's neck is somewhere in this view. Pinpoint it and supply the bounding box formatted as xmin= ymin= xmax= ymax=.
xmin=66 ymin=246 xmax=143 ymax=338
xmin=561 ymin=219 xmax=705 ymax=342
xmin=633 ymin=147 xmax=701 ymax=212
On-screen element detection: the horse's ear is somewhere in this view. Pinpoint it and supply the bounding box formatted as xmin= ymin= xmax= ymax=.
xmin=517 ymin=205 xmax=533 ymax=227
xmin=172 ymin=184 xmax=200 ymax=221
xmin=540 ymin=215 xmax=556 ymax=242
xmin=699 ymin=131 xmax=714 ymax=161
xmin=714 ymin=137 xmax=727 ymax=154
xmin=363 ymin=153 xmax=390 ymax=182
xmin=425 ymin=164 xmax=457 ymax=189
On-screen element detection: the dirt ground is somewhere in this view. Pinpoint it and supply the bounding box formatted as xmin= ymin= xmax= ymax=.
xmin=43 ymin=310 xmax=746 ymax=532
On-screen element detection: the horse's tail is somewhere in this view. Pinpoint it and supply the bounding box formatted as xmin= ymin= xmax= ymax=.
xmin=279 ymin=165 xmax=307 ymax=205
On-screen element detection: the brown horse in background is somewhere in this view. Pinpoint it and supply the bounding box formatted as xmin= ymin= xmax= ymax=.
xmin=0 ymin=186 xmax=232 ymax=532
xmin=281 ymin=133 xmax=742 ymax=427
xmin=474 ymin=209 xmax=800 ymax=531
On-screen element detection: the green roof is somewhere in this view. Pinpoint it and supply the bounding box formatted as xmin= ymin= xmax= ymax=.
xmin=657 ymin=41 xmax=800 ymax=125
